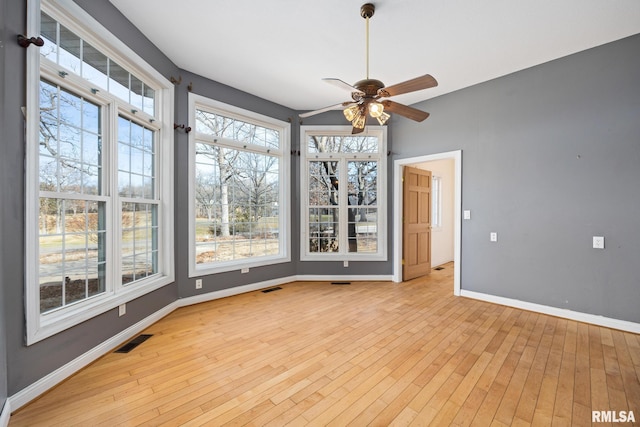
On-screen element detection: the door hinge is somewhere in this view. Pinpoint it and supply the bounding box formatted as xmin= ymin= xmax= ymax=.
xmin=402 ymin=259 xmax=405 ymax=265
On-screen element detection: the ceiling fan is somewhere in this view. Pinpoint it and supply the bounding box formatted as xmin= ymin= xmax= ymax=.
xmin=299 ymin=3 xmax=438 ymax=134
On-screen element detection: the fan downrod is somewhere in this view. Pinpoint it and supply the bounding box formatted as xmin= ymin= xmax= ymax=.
xmin=360 ymin=3 xmax=375 ymax=19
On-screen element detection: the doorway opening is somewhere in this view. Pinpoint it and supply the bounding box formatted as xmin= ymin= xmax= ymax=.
xmin=393 ymin=150 xmax=461 ymax=296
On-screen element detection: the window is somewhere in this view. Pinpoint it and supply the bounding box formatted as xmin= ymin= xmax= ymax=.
xmin=188 ymin=95 xmax=290 ymax=276
xmin=25 ymin=0 xmax=174 ymax=344
xmin=432 ymin=175 xmax=443 ymax=229
xmin=300 ymin=127 xmax=387 ymax=261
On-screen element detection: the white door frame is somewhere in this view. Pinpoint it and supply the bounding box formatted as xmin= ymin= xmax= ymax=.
xmin=392 ymin=150 xmax=462 ymax=296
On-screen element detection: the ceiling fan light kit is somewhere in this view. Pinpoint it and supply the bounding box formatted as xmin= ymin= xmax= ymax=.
xmin=300 ymin=3 xmax=438 ymax=134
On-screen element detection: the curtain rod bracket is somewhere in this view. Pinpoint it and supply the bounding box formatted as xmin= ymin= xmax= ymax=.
xmin=18 ymin=35 xmax=44 ymax=48
xmin=174 ymin=123 xmax=192 ymax=133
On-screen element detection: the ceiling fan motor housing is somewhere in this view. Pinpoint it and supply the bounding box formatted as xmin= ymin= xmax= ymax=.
xmin=353 ymin=78 xmax=385 ymax=98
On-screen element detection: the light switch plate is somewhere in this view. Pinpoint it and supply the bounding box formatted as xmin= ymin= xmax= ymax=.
xmin=593 ymin=236 xmax=605 ymax=249
xmin=464 ymin=210 xmax=471 ymax=220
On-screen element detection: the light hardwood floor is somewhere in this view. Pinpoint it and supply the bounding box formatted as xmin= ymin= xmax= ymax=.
xmin=10 ymin=264 xmax=640 ymax=426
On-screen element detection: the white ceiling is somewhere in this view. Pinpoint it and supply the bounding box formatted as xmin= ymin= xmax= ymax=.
xmin=109 ymin=0 xmax=640 ymax=112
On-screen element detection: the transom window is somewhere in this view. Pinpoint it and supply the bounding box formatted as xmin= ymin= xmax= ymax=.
xmin=26 ymin=0 xmax=174 ymax=344
xmin=300 ymin=127 xmax=387 ymax=261
xmin=189 ymin=95 xmax=290 ymax=276
xmin=40 ymin=11 xmax=155 ymax=115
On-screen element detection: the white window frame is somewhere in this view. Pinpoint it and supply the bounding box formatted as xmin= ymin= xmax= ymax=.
xmin=300 ymin=126 xmax=387 ymax=261
xmin=188 ymin=94 xmax=291 ymax=276
xmin=25 ymin=0 xmax=174 ymax=344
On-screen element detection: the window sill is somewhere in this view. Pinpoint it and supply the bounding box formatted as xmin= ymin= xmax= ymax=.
xmin=27 ymin=273 xmax=174 ymax=345
xmin=189 ymin=254 xmax=291 ymax=278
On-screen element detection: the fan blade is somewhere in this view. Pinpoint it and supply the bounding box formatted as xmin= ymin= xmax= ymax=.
xmin=323 ymin=78 xmax=363 ymax=94
xmin=381 ymin=100 xmax=430 ymax=122
xmin=378 ymin=74 xmax=438 ymax=98
xmin=299 ymin=102 xmax=354 ymax=118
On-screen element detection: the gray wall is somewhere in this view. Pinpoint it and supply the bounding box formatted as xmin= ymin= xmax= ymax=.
xmin=392 ymin=34 xmax=640 ymax=323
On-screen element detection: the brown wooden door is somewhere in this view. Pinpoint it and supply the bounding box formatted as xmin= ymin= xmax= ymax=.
xmin=403 ymin=166 xmax=432 ymax=280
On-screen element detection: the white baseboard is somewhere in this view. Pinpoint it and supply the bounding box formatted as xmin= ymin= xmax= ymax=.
xmin=461 ymin=290 xmax=640 ymax=334
xmin=178 ymin=276 xmax=298 ymax=307
xmin=8 ymin=301 xmax=179 ymax=412
xmin=1 ymin=400 xmax=11 ymax=427
xmin=296 ymin=275 xmax=393 ymax=282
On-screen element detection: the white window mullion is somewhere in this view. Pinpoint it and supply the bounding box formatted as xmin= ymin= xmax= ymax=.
xmin=107 ymin=100 xmax=120 ymax=294
xmin=338 ymin=158 xmax=349 ymax=253
xmin=25 ymin=0 xmax=43 ymax=341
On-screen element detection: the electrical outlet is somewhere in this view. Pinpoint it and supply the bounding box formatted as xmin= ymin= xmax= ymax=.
xmin=490 ymin=232 xmax=498 ymax=242
xmin=343 ymin=260 xmax=349 ymax=267
xmin=464 ymin=210 xmax=471 ymax=220
xmin=195 ymin=279 xmax=202 ymax=289
xmin=118 ymin=303 xmax=126 ymax=317
xmin=241 ymin=268 xmax=249 ymax=274
xmin=593 ymin=236 xmax=605 ymax=249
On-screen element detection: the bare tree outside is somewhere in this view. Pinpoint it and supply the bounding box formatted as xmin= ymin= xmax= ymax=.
xmin=307 ymin=135 xmax=379 ymax=254
xmin=38 ymin=79 xmax=106 ymax=312
xmin=193 ymin=108 xmax=282 ymax=264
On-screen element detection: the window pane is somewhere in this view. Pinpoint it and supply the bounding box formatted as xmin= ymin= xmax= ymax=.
xmin=118 ymin=117 xmax=155 ymax=199
xmin=82 ymin=42 xmax=108 ymax=90
xmin=39 ymin=199 xmax=106 ymax=314
xmin=109 ymin=61 xmax=130 ymax=103
xmin=194 ymin=142 xmax=280 ymax=264
xmin=59 ymin=89 xmax=82 ymax=127
xmin=309 ymin=208 xmax=339 ymax=253
xmin=40 ymin=12 xmax=58 ymax=62
xmin=82 ymin=98 xmax=100 ymax=134
xmin=121 ymin=203 xmax=158 ymax=284
xmin=347 ymin=161 xmax=377 ymax=205
xmin=130 ymin=75 xmax=144 ymax=112
xmin=143 ymin=85 xmax=155 ymax=116
xmin=348 ymin=207 xmax=378 ymax=253
xmin=58 ymin=24 xmax=81 ymax=74
xmin=39 ymin=80 xmax=102 ymax=195
xmin=309 ymin=161 xmax=339 ymax=205
xmin=58 ymin=124 xmax=81 ymax=160
xmin=308 ymin=135 xmax=378 ymax=153
xmin=82 ymin=132 xmax=100 ymax=166
xmin=195 ymin=109 xmax=280 ymax=149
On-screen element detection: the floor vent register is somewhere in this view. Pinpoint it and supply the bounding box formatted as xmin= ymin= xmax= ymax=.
xmin=114 ymin=334 xmax=153 ymax=353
